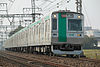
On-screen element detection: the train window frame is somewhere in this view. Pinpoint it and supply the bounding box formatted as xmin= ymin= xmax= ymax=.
xmin=52 ymin=18 xmax=57 ymax=30
xmin=68 ymin=19 xmax=82 ymax=31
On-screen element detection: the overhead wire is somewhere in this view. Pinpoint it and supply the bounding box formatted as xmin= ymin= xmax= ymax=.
xmin=41 ymin=0 xmax=65 ymax=16
xmin=45 ymin=0 xmax=70 ymax=11
xmin=41 ymin=0 xmax=57 ymax=9
xmin=6 ymin=0 xmax=71 ymax=23
xmin=43 ymin=0 xmax=68 ymax=13
xmin=33 ymin=0 xmax=57 ymax=17
xmin=38 ymin=1 xmax=47 ymax=7
xmin=8 ymin=0 xmax=15 ymax=10
xmin=83 ymin=1 xmax=93 ymax=36
xmin=44 ymin=0 xmax=53 ymax=3
xmin=43 ymin=0 xmax=60 ymax=11
xmin=83 ymin=1 xmax=92 ymax=27
xmin=36 ymin=0 xmax=72 ymax=15
xmin=35 ymin=0 xmax=54 ymax=10
xmin=36 ymin=0 xmax=56 ymax=14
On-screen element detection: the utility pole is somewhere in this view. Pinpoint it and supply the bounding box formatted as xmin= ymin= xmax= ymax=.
xmin=76 ymin=0 xmax=82 ymax=13
xmin=30 ymin=0 xmax=42 ymax=23
xmin=0 ymin=3 xmax=7 ymax=44
xmin=31 ymin=0 xmax=35 ymax=22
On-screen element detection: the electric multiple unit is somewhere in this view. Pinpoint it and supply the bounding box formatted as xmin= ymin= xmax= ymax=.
xmin=3 ymin=11 xmax=84 ymax=56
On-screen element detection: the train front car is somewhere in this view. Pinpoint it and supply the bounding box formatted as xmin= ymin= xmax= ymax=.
xmin=51 ymin=11 xmax=84 ymax=56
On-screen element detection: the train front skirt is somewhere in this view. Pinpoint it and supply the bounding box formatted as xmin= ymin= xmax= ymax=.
xmin=53 ymin=50 xmax=83 ymax=55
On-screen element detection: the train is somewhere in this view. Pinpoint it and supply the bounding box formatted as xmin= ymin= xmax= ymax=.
xmin=3 ymin=10 xmax=84 ymax=57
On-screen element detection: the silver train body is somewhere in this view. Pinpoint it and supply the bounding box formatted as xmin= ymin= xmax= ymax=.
xmin=3 ymin=11 xmax=84 ymax=56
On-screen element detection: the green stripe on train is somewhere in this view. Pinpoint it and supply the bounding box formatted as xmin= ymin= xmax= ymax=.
xmin=58 ymin=13 xmax=67 ymax=42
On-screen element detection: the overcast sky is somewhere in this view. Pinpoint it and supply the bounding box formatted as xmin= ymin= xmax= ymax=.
xmin=0 ymin=0 xmax=100 ymax=29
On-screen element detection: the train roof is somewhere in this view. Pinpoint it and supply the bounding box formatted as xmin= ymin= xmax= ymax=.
xmin=52 ymin=10 xmax=83 ymax=15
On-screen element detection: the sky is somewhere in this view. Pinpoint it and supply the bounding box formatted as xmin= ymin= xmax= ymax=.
xmin=0 ymin=0 xmax=100 ymax=29
xmin=83 ymin=0 xmax=100 ymax=29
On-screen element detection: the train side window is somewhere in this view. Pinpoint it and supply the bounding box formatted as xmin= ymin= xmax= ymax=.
xmin=42 ymin=23 xmax=44 ymax=34
xmin=45 ymin=22 xmax=47 ymax=32
xmin=52 ymin=18 xmax=57 ymax=30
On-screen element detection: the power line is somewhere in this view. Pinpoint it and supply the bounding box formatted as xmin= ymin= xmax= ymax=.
xmin=42 ymin=0 xmax=57 ymax=9
xmin=43 ymin=0 xmax=68 ymax=12
xmin=83 ymin=2 xmax=92 ymax=27
xmin=8 ymin=0 xmax=16 ymax=10
xmin=31 ymin=0 xmax=35 ymax=22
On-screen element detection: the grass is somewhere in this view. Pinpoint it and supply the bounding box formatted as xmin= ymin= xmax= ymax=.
xmin=83 ymin=49 xmax=100 ymax=59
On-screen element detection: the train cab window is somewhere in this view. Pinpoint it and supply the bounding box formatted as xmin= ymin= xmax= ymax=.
xmin=68 ymin=19 xmax=82 ymax=31
xmin=52 ymin=18 xmax=57 ymax=30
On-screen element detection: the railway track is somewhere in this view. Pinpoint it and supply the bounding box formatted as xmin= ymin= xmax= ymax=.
xmin=0 ymin=51 xmax=71 ymax=67
xmin=0 ymin=51 xmax=39 ymax=67
xmin=0 ymin=50 xmax=100 ymax=67
xmin=78 ymin=58 xmax=100 ymax=63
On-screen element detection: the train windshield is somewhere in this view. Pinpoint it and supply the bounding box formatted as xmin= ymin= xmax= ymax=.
xmin=68 ymin=19 xmax=82 ymax=31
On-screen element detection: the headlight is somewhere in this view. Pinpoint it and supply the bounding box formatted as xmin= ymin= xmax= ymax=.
xmin=78 ymin=16 xmax=81 ymax=19
xmin=53 ymin=14 xmax=57 ymax=18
